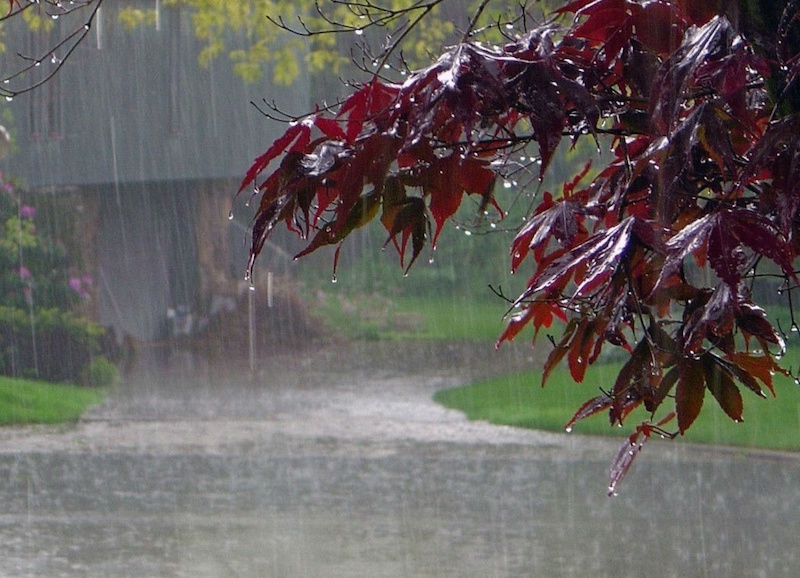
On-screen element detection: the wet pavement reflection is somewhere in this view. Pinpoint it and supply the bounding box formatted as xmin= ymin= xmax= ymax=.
xmin=0 ymin=342 xmax=797 ymax=577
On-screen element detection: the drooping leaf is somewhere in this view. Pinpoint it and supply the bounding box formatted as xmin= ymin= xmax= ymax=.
xmin=649 ymin=16 xmax=738 ymax=131
xmin=726 ymin=352 xmax=786 ymax=397
xmin=675 ymin=360 xmax=705 ymax=434
xmin=527 ymin=217 xmax=646 ymax=300
xmin=608 ymin=427 xmax=648 ymax=496
xmin=496 ymin=298 xmax=567 ymax=347
xmin=238 ymin=122 xmax=311 ymax=193
xmin=702 ymin=353 xmax=744 ymax=422
xmin=564 ymin=392 xmax=614 ymax=432
xmin=607 ymin=412 xmax=677 ymax=495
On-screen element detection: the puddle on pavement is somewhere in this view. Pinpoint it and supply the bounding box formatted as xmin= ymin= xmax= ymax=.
xmin=0 ymin=445 xmax=798 ymax=577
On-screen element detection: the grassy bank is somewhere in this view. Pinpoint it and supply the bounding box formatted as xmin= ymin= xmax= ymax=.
xmin=435 ymin=360 xmax=800 ymax=451
xmin=317 ymin=292 xmax=510 ymax=342
xmin=0 ymin=376 xmax=106 ymax=426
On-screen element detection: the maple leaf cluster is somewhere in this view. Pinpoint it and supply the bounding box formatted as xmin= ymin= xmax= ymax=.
xmin=241 ymin=0 xmax=800 ymax=492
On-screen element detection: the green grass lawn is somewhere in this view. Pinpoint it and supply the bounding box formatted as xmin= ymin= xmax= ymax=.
xmin=434 ymin=360 xmax=800 ymax=451
xmin=0 ymin=376 xmax=106 ymax=426
xmin=317 ymin=292 xmax=510 ymax=342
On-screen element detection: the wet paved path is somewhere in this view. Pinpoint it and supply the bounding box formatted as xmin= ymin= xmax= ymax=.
xmin=0 ymin=342 xmax=799 ymax=577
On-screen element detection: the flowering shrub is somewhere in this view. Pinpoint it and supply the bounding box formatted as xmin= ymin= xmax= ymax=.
xmin=0 ymin=170 xmax=110 ymax=382
xmin=0 ymin=174 xmax=90 ymax=312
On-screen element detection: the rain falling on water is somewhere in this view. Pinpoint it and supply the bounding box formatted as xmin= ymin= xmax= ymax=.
xmin=0 ymin=2 xmax=797 ymax=577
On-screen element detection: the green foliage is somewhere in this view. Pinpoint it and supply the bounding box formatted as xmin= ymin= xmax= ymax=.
xmin=80 ymin=356 xmax=119 ymax=388
xmin=119 ymin=0 xmax=542 ymax=86
xmin=118 ymin=6 xmax=159 ymax=29
xmin=0 ymin=172 xmax=113 ymax=384
xmin=0 ymin=375 xmax=106 ymax=425
xmin=0 ymin=306 xmax=109 ymax=383
xmin=0 ymin=182 xmax=86 ymax=312
xmin=312 ymin=290 xmax=506 ymax=341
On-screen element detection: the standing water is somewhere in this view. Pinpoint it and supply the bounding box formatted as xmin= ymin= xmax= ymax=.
xmin=0 ymin=342 xmax=797 ymax=577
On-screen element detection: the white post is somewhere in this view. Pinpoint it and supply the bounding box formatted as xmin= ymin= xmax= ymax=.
xmin=248 ymin=283 xmax=256 ymax=375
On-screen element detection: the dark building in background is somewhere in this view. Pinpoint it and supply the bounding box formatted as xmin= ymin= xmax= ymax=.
xmin=0 ymin=1 xmax=308 ymax=342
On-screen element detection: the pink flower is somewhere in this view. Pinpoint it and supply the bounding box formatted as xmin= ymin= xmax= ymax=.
xmin=19 ymin=205 xmax=35 ymax=219
xmin=68 ymin=277 xmax=82 ymax=294
xmin=18 ymin=266 xmax=31 ymax=281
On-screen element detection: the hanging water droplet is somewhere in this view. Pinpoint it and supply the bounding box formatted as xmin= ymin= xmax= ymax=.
xmin=51 ymin=14 xmax=59 ymax=19
xmin=331 ymin=275 xmax=337 ymax=284
xmin=464 ymin=230 xmax=472 ymax=236
xmin=428 ymin=256 xmax=435 ymax=264
xmin=248 ymin=283 xmax=256 ymax=292
xmin=228 ymin=211 xmax=234 ymax=220
xmin=565 ymin=426 xmax=572 ymax=433
xmin=4 ymin=96 xmax=12 ymax=102
xmin=505 ymin=22 xmax=514 ymax=30
xmin=503 ymin=180 xmax=512 ymax=189
xmin=355 ymin=28 xmax=364 ymax=36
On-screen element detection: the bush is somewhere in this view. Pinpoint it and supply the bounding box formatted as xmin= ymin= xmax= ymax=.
xmin=0 ymin=306 xmax=112 ymax=383
xmin=80 ymin=356 xmax=119 ymax=388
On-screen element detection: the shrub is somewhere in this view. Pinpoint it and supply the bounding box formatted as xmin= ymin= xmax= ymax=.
xmin=80 ymin=356 xmax=119 ymax=388
xmin=0 ymin=306 xmax=111 ymax=383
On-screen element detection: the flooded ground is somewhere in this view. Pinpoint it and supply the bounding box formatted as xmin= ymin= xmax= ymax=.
xmin=0 ymin=341 xmax=798 ymax=577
